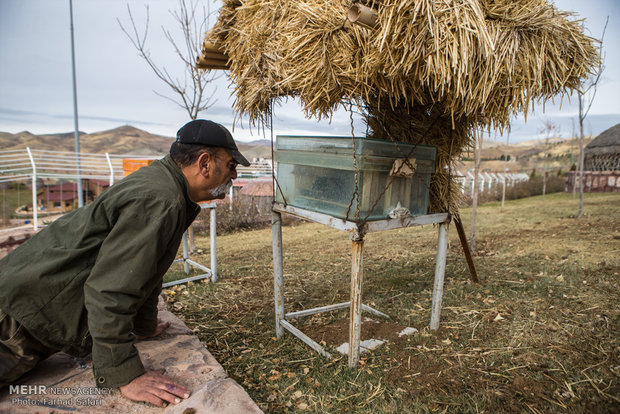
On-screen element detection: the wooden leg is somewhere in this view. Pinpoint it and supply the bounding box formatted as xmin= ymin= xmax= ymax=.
xmin=349 ymin=238 xmax=364 ymax=367
xmin=453 ymin=214 xmax=480 ymax=283
xmin=272 ymin=211 xmax=285 ymax=338
xmin=430 ymin=222 xmax=449 ymax=330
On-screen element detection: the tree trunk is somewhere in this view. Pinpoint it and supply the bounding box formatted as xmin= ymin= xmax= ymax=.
xmin=571 ymin=119 xmax=577 ymax=199
xmin=469 ymin=131 xmax=481 ymax=255
xmin=578 ymin=96 xmax=585 ymax=218
xmin=501 ymin=132 xmax=509 ymax=210
xmin=542 ymin=169 xmax=547 ymax=203
xmin=542 ymin=138 xmax=547 ymax=203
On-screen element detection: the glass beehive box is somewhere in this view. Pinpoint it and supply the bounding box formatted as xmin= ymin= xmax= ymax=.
xmin=274 ymin=136 xmax=437 ymax=221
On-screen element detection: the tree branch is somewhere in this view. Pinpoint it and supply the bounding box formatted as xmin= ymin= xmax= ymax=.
xmin=118 ymin=0 xmax=219 ymax=120
xmin=580 ymin=16 xmax=608 ymax=122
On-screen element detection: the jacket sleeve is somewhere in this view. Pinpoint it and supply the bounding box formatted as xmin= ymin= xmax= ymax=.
xmin=132 ymin=284 xmax=162 ymax=337
xmin=84 ymin=197 xmax=179 ymax=389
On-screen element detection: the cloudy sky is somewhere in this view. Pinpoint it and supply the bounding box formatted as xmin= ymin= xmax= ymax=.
xmin=0 ymin=0 xmax=618 ymax=144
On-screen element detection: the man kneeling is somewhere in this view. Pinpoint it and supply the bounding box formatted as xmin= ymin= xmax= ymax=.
xmin=0 ymin=120 xmax=250 ymax=407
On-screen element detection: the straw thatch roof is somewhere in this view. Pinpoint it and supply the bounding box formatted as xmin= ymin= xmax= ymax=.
xmin=585 ymin=123 xmax=620 ymax=171
xmin=586 ymin=124 xmax=620 ymax=152
xmin=199 ymin=0 xmax=599 ymax=212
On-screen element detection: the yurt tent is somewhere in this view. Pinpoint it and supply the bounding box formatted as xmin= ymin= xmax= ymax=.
xmin=584 ymin=123 xmax=620 ymax=171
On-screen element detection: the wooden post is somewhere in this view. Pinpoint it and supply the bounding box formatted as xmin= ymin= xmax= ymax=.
xmin=197 ymin=41 xmax=230 ymax=70
xmin=196 ymin=58 xmax=229 ymax=70
xmin=430 ymin=222 xmax=449 ymax=330
xmin=453 ymin=214 xmax=480 ymax=283
xmin=349 ymin=236 xmax=364 ymax=367
xmin=203 ymin=40 xmax=226 ymax=54
xmin=202 ymin=52 xmax=228 ymax=61
xmin=272 ymin=211 xmax=285 ymax=338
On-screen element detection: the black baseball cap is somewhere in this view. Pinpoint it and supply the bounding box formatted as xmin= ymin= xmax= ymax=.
xmin=176 ymin=119 xmax=251 ymax=167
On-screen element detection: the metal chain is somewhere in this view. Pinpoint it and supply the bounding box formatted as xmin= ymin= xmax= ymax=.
xmin=270 ymin=99 xmax=288 ymax=206
xmin=345 ymin=101 xmax=361 ymax=221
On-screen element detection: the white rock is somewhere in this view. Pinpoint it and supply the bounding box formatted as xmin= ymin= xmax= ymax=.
xmin=398 ymin=327 xmax=419 ymax=337
xmin=335 ymin=339 xmax=386 ymax=355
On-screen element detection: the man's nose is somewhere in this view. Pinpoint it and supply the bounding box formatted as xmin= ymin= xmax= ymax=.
xmin=231 ymin=168 xmax=238 ymax=179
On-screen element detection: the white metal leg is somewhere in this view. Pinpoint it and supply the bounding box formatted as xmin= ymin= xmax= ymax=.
xmin=166 ymin=203 xmax=217 ymax=287
xmin=272 ymin=211 xmax=285 ymax=338
xmin=210 ymin=208 xmax=217 ymax=282
xmin=182 ymin=230 xmax=190 ymax=274
xmin=430 ymin=222 xmax=449 ymax=330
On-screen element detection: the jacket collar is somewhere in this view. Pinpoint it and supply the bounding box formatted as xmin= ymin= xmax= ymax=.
xmin=160 ymin=154 xmax=201 ymax=216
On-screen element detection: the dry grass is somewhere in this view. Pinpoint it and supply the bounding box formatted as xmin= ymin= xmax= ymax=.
xmin=165 ymin=192 xmax=620 ymax=412
xmin=206 ymin=0 xmax=598 ymax=127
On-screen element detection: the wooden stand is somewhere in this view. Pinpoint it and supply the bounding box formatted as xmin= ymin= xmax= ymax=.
xmin=271 ymin=203 xmax=450 ymax=367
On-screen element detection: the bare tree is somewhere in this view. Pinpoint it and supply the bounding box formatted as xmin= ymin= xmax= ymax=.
xmin=577 ymin=17 xmax=607 ymax=218
xmin=118 ymin=0 xmax=219 ymax=121
xmin=501 ymin=130 xmax=510 ymax=209
xmin=538 ymin=120 xmax=559 ymax=203
xmin=571 ymin=118 xmax=577 ymax=199
xmin=119 ymin=0 xmax=220 ymax=253
xmin=469 ymin=129 xmax=482 ymax=255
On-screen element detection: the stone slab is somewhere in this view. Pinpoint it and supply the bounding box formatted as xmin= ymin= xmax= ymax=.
xmin=0 ymin=301 xmax=262 ymax=413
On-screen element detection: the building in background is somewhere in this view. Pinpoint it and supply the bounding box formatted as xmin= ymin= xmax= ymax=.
xmin=566 ymin=123 xmax=620 ymax=193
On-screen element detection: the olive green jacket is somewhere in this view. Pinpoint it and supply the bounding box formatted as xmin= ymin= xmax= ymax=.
xmin=0 ymin=155 xmax=200 ymax=388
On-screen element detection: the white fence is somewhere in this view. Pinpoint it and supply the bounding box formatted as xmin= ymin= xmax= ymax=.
xmin=0 ymin=148 xmax=157 ymax=230
xmin=237 ymin=161 xmax=272 ymax=178
xmin=0 ymin=148 xmax=273 ymax=231
xmin=0 ymin=148 xmax=156 ymax=184
xmin=456 ymin=171 xmax=529 ymax=198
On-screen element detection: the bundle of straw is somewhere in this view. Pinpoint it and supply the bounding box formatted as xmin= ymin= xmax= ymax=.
xmin=201 ymin=0 xmax=599 ymax=212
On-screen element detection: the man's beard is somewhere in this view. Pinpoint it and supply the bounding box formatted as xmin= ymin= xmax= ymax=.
xmin=210 ymin=180 xmax=233 ymax=198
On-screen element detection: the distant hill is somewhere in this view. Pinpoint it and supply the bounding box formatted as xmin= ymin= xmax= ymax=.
xmin=0 ymin=125 xmax=174 ymax=156
xmin=237 ymin=140 xmax=272 ymax=160
xmin=460 ymin=136 xmax=594 ymax=174
xmin=0 ymin=126 xmax=276 ymax=160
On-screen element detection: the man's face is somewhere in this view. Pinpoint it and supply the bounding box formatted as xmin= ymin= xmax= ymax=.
xmin=204 ymin=148 xmax=238 ymax=200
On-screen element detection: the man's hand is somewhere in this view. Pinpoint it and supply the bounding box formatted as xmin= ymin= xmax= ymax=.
xmin=120 ymin=371 xmax=190 ymax=407
xmin=136 ymin=318 xmax=170 ymax=340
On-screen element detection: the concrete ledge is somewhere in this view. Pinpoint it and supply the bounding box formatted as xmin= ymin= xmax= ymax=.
xmin=0 ymin=301 xmax=262 ymax=413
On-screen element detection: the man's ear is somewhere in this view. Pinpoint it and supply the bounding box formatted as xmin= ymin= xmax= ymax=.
xmin=197 ymin=152 xmax=212 ymax=177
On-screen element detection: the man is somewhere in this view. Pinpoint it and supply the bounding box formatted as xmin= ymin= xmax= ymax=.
xmin=0 ymin=120 xmax=250 ymax=407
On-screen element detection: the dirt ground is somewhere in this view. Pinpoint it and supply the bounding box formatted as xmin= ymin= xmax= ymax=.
xmin=163 ymin=192 xmax=619 ymax=413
